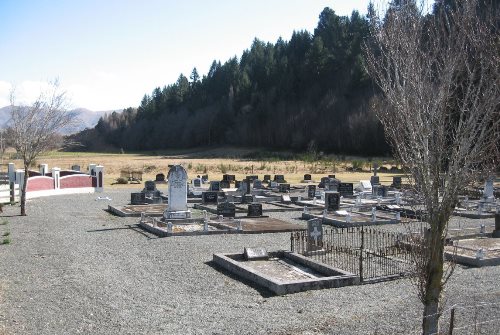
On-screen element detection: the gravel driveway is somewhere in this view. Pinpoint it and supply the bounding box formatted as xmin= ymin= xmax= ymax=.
xmin=0 ymin=190 xmax=498 ymax=334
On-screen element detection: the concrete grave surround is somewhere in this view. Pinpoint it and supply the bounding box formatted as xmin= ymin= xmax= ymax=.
xmin=164 ymin=165 xmax=191 ymax=219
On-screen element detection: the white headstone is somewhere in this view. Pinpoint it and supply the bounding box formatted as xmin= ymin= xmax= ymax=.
xmin=164 ymin=165 xmax=191 ymax=219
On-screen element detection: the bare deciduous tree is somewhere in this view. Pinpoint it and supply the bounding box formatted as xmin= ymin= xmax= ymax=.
xmin=364 ymin=0 xmax=499 ymax=334
xmin=9 ymin=80 xmax=77 ymax=216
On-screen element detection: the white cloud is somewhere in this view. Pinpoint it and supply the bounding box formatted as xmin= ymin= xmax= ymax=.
xmin=0 ymin=81 xmax=12 ymax=107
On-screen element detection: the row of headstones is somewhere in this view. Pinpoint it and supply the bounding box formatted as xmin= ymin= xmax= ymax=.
xmin=212 ymin=201 xmax=263 ymax=218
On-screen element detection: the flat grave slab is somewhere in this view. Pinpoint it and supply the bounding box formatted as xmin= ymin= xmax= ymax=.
xmin=209 ymin=217 xmax=304 ymax=233
xmin=213 ymin=250 xmax=358 ymax=295
xmin=445 ymin=238 xmax=500 ymax=267
xmin=301 ymin=210 xmax=399 ymax=227
xmin=108 ymin=204 xmax=167 ymax=217
xmin=194 ymin=202 xmax=305 ymax=214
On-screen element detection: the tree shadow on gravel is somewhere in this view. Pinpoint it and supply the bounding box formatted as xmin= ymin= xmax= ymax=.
xmin=205 ymin=260 xmax=275 ymax=298
xmin=86 ymin=224 xmax=159 ymax=239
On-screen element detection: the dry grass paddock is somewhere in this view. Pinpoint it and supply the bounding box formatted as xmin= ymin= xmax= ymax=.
xmin=2 ymin=148 xmax=404 ymax=188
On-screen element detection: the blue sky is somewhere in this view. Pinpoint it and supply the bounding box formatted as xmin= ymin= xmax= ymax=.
xmin=0 ymin=1 xmax=376 ymax=110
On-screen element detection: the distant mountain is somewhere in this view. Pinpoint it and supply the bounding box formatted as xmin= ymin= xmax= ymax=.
xmin=0 ymin=106 xmax=122 ymax=134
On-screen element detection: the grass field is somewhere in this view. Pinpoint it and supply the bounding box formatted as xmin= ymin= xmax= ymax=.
xmin=1 ymin=147 xmax=404 ymax=187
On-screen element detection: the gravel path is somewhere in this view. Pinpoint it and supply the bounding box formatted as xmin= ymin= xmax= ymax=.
xmin=0 ymin=190 xmax=498 ymax=334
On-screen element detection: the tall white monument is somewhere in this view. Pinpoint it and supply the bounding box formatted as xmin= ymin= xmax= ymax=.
xmin=164 ymin=165 xmax=191 ymax=219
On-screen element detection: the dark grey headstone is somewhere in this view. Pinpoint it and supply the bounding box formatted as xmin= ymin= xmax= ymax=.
xmin=493 ymin=213 xmax=500 ymax=238
xmin=253 ymin=179 xmax=263 ymax=189
xmin=370 ymin=175 xmax=380 ymax=186
xmin=318 ymin=177 xmax=329 ymax=188
xmin=245 ymin=179 xmax=251 ymax=194
xmin=155 ymin=173 xmax=165 ymax=182
xmin=374 ymin=185 xmax=387 ymax=197
xmin=303 ymin=174 xmax=312 ymax=181
xmin=131 ymin=192 xmax=146 ymax=205
xmin=274 ymin=175 xmax=286 ymax=183
xmin=217 ymin=202 xmax=236 ymax=217
xmin=324 ymin=191 xmax=340 ymax=211
xmin=242 ymin=194 xmax=254 ymax=204
xmin=307 ymin=218 xmax=323 ymax=251
xmin=392 ymin=176 xmax=402 ymax=189
xmin=279 ymin=183 xmax=290 ymax=193
xmin=144 ymin=180 xmax=156 ymax=192
xmin=202 ymin=191 xmax=218 ymax=204
xmin=325 ymin=178 xmax=340 ymax=191
xmin=328 ymin=175 xmax=336 ymax=179
xmin=71 ymin=165 xmax=81 ymax=172
xmin=235 ymin=180 xmax=241 ymax=188
xmin=244 ymin=247 xmax=269 ymax=260
xmin=220 ymin=180 xmax=230 ymax=189
xmin=339 ymin=183 xmax=353 ymax=197
xmin=263 ymin=174 xmax=271 ymax=182
xmin=210 ymin=181 xmax=220 ymax=191
xmin=247 ymin=203 xmax=263 ymax=217
xmin=193 ymin=178 xmax=202 ymax=187
xmin=246 ymin=175 xmax=258 ymax=182
xmin=307 ymin=185 xmax=316 ymax=199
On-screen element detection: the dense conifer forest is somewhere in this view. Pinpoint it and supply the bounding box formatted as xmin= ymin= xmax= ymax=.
xmin=67 ymin=6 xmax=393 ymax=155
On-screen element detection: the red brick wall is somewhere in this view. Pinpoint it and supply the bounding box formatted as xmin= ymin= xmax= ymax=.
xmin=60 ymin=175 xmax=93 ymax=189
xmin=27 ymin=176 xmax=55 ymax=192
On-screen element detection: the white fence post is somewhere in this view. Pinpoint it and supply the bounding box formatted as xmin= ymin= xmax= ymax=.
xmin=52 ymin=167 xmax=60 ymax=189
xmin=95 ymin=165 xmax=104 ymax=192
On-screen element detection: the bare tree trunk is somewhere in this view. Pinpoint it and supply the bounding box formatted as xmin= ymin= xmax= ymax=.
xmin=20 ymin=165 xmax=28 ymax=216
xmin=422 ymin=226 xmax=445 ymax=334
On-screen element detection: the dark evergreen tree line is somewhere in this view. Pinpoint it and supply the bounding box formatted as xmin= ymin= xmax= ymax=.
xmin=68 ymin=8 xmax=390 ymax=155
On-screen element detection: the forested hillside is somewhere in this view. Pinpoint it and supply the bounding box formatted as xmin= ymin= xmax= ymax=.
xmin=69 ymin=7 xmax=389 ymax=155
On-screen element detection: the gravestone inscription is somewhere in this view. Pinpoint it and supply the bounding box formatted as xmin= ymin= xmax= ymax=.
xmin=202 ymin=191 xmax=218 ymax=204
xmin=307 ymin=185 xmax=316 ymax=199
xmin=339 ymin=183 xmax=353 ymax=197
xmin=217 ymin=202 xmax=236 ymax=218
xmin=324 ymin=191 xmax=340 ymax=211
xmin=247 ymin=203 xmax=263 ymax=217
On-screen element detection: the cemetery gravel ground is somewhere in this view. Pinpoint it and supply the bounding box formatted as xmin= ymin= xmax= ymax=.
xmin=0 ymin=190 xmax=498 ymax=335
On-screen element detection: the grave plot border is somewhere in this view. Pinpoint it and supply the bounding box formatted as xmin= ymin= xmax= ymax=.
xmin=213 ymin=251 xmax=358 ymax=295
xmin=291 ymin=226 xmax=416 ymax=283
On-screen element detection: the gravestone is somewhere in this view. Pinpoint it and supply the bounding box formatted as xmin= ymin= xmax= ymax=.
xmin=325 ymin=178 xmax=340 ymax=191
xmin=269 ymin=181 xmax=278 ymax=188
xmin=241 ymin=194 xmax=254 ymax=204
xmin=193 ymin=178 xmax=202 ymax=188
xmin=263 ymin=174 xmax=271 ymax=182
xmin=245 ymin=179 xmax=251 ymax=194
xmin=279 ymin=183 xmax=290 ymax=193
xmin=202 ymin=191 xmax=218 ymax=204
xmin=281 ymin=194 xmax=292 ymax=203
xmin=493 ymin=213 xmax=500 ymax=238
xmin=71 ymin=165 xmax=81 ymax=172
xmin=339 ymin=183 xmax=354 ymax=197
xmin=210 ymin=181 xmax=221 ymax=191
xmin=131 ymin=192 xmax=146 ymax=205
xmin=274 ymin=175 xmax=286 ymax=183
xmin=253 ymin=179 xmax=263 ymax=189
xmin=217 ymin=201 xmax=236 ymax=218
xmin=318 ymin=177 xmax=330 ymax=188
xmin=220 ymin=180 xmax=230 ymax=189
xmin=142 ymin=180 xmax=162 ymax=204
xmin=246 ymin=175 xmax=258 ymax=182
xmin=328 ymin=175 xmax=336 ymax=179
xmin=201 ymin=174 xmax=209 ymax=183
xmin=307 ymin=218 xmax=323 ymax=252
xmin=222 ymin=174 xmax=236 ymax=182
xmin=164 ymin=165 xmax=191 ymax=219
xmin=324 ymin=191 xmax=340 ymax=212
xmin=244 ymin=247 xmax=269 ymax=260
xmin=373 ymin=185 xmax=388 ymax=197
xmin=483 ymin=178 xmax=494 ymax=202
xmin=247 ymin=203 xmax=263 ymax=217
xmin=392 ymin=176 xmax=402 ymax=189
xmin=307 ymin=185 xmax=316 ymax=199
xmin=370 ymin=175 xmax=380 ymax=186
xmin=155 ymin=173 xmax=165 ymax=182
xmin=303 ymin=174 xmax=312 ymax=181
xmin=235 ymin=180 xmax=241 ymax=189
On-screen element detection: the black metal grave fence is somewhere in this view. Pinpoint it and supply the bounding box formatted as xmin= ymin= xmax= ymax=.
xmin=290 ymin=226 xmax=417 ymax=283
